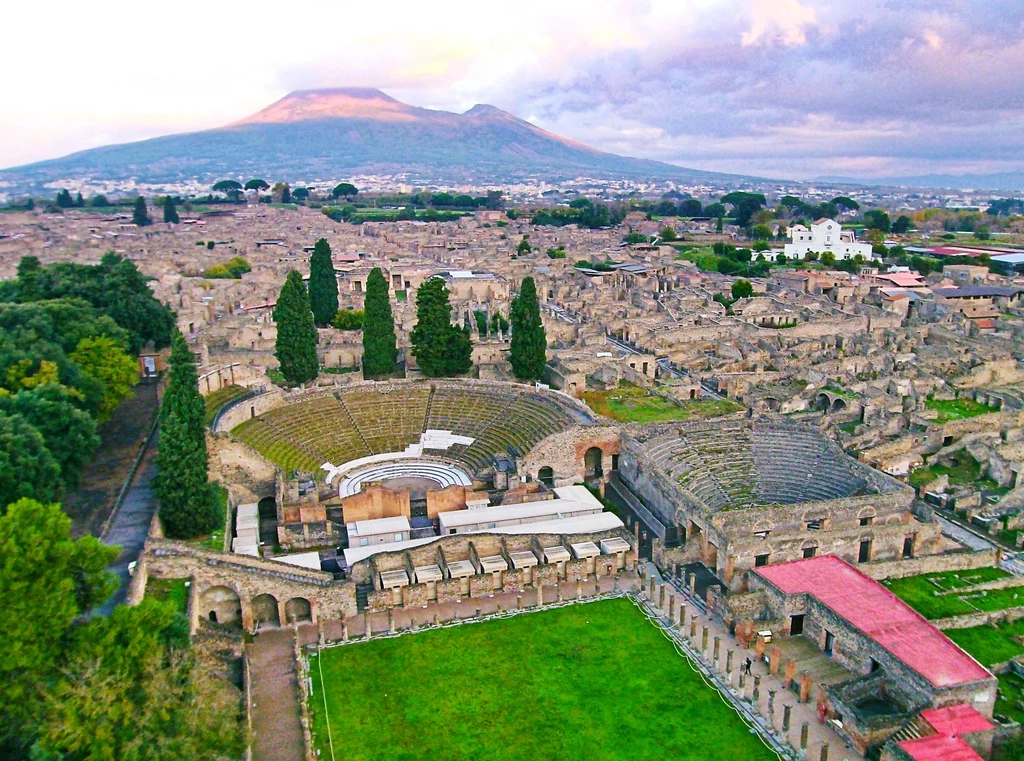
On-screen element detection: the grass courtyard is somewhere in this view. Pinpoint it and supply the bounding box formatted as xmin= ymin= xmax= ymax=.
xmin=945 ymin=617 xmax=1024 ymax=668
xmin=308 ymin=598 xmax=777 ymax=761
xmin=925 ymin=397 xmax=992 ymax=424
xmin=583 ymin=383 xmax=743 ymax=424
xmin=882 ymin=568 xmax=1016 ymax=620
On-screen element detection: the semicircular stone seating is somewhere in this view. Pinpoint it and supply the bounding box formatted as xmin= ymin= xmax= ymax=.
xmin=230 ymin=383 xmax=577 ymax=477
xmin=337 ymin=460 xmax=473 ymax=498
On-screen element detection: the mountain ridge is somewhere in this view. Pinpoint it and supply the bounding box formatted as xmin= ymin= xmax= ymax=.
xmin=0 ymin=88 xmax=749 ymax=190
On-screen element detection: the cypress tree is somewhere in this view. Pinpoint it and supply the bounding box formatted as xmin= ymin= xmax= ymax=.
xmin=509 ymin=276 xmax=547 ymax=381
xmin=307 ymin=238 xmax=338 ymax=326
xmin=362 ymin=267 xmax=398 ymax=378
xmin=132 ymin=196 xmax=151 ymax=226
xmin=411 ymin=278 xmax=471 ymax=377
xmin=155 ymin=330 xmax=218 ymax=538
xmin=163 ymin=196 xmax=180 ymax=224
xmin=274 ymin=270 xmax=320 ymax=385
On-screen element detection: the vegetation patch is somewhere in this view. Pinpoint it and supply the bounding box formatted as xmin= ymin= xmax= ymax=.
xmin=883 ymin=568 xmax=1014 ymax=619
xmin=996 ymin=671 xmax=1024 ymax=726
xmin=145 ymin=577 xmax=190 ymax=614
xmin=203 ymin=384 xmax=249 ymax=426
xmin=926 ymin=398 xmax=992 ymax=423
xmin=909 ymin=453 xmax=996 ymax=489
xmin=308 ymin=598 xmax=776 ymax=761
xmin=184 ymin=483 xmax=229 ymax=551
xmin=583 ymin=383 xmax=743 ymax=423
xmin=944 ymin=617 xmax=1024 ymax=667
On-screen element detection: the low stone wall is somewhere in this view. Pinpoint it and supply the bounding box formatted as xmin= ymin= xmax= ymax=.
xmin=859 ymin=548 xmax=999 ymax=581
xmin=934 ymin=606 xmax=1024 ymax=632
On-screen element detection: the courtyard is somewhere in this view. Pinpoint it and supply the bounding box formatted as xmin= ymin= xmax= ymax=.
xmin=307 ymin=597 xmax=779 ymax=761
xmin=583 ymin=382 xmax=742 ymax=423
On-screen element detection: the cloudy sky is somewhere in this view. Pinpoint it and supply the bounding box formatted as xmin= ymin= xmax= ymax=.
xmin=4 ymin=0 xmax=1023 ymax=180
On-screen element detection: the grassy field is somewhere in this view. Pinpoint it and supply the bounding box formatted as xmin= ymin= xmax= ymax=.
xmin=308 ymin=598 xmax=777 ymax=761
xmin=996 ymin=672 xmax=1024 ymax=725
xmin=583 ymin=383 xmax=743 ymax=423
xmin=908 ymin=453 xmax=997 ymax=489
xmin=883 ymin=568 xmax=1015 ymax=620
xmin=925 ymin=398 xmax=992 ymax=424
xmin=145 ymin=578 xmax=190 ymax=614
xmin=945 ymin=618 xmax=1024 ymax=667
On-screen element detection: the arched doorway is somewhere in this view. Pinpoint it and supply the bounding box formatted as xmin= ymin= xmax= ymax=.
xmin=257 ymin=496 xmax=277 ymax=520
xmin=285 ymin=597 xmax=313 ymax=624
xmin=584 ymin=447 xmax=604 ymax=480
xmin=831 ymin=398 xmax=847 ymax=413
xmin=816 ymin=393 xmax=831 ymax=411
xmin=251 ymin=593 xmax=280 ymax=628
xmin=538 ymin=466 xmax=554 ymax=488
xmin=200 ymin=585 xmax=241 ymax=625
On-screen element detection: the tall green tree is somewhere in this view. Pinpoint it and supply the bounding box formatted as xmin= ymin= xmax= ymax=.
xmin=0 ymin=498 xmax=117 ymax=756
xmin=509 ymin=276 xmax=546 ymax=382
xmin=163 ymin=196 xmax=180 ymax=224
xmin=155 ymin=331 xmax=218 ymax=539
xmin=70 ymin=335 xmax=139 ymax=423
xmin=411 ymin=278 xmax=472 ymax=377
xmin=273 ymin=271 xmax=319 ymax=385
xmin=362 ymin=267 xmax=398 ymax=378
xmin=307 ymin=238 xmax=338 ymax=326
xmin=132 ymin=196 xmax=151 ymax=227
xmin=331 ymin=182 xmax=358 ymax=199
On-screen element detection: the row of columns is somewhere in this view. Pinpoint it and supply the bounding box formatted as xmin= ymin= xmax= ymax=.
xmin=645 ymin=575 xmax=832 ymax=761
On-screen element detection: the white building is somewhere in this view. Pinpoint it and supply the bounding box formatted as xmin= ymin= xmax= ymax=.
xmin=782 ymin=218 xmax=874 ymax=262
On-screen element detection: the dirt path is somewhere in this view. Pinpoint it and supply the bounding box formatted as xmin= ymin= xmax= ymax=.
xmin=249 ymin=628 xmax=306 ymax=761
xmin=64 ymin=383 xmax=159 ymax=539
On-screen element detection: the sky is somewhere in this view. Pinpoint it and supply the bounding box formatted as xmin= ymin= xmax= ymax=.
xmin=4 ymin=0 xmax=1023 ymax=180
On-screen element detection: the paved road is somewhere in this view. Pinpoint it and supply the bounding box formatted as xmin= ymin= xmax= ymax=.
xmin=96 ymin=436 xmax=159 ymax=616
xmin=250 ymin=629 xmax=306 ymax=761
xmin=937 ymin=514 xmax=1024 ymax=576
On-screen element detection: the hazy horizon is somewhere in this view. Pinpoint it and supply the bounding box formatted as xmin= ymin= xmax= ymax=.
xmin=5 ymin=0 xmax=1024 ymax=182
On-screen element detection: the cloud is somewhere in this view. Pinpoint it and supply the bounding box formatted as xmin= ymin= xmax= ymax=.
xmin=1 ymin=0 xmax=1022 ymax=180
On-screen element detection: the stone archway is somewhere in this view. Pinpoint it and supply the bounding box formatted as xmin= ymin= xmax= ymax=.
xmin=285 ymin=597 xmax=313 ymax=624
xmin=584 ymin=447 xmax=604 ymax=480
xmin=831 ymin=398 xmax=847 ymax=413
xmin=200 ymin=585 xmax=241 ymax=626
xmin=816 ymin=393 xmax=831 ymax=411
xmin=251 ymin=593 xmax=280 ymax=628
xmin=257 ymin=496 xmax=276 ymax=520
xmin=538 ymin=466 xmax=554 ymax=488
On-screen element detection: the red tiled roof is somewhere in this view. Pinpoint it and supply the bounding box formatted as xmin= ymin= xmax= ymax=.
xmin=897 ymin=735 xmax=983 ymax=761
xmin=920 ymin=705 xmax=993 ymax=737
xmin=754 ymin=556 xmax=992 ymax=688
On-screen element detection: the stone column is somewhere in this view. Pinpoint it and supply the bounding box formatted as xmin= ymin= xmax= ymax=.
xmin=713 ymin=636 xmax=721 ymax=663
xmin=388 ymin=609 xmax=395 ymax=633
xmin=755 ymin=634 xmax=767 ymax=661
xmin=701 ymin=626 xmax=710 ymax=653
xmin=341 ymin=620 xmax=349 ymax=642
xmin=364 ymin=611 xmax=372 ymax=638
xmin=688 ymin=573 xmax=697 ymax=596
xmin=738 ymin=671 xmax=746 ymax=692
xmin=690 ymin=616 xmax=698 ymax=641
xmin=576 ymin=580 xmax=582 ymax=598
xmin=800 ymin=723 xmax=809 ymax=751
xmin=752 ymin=675 xmax=761 ymax=701
xmin=769 ymin=645 xmax=782 ymax=675
xmin=537 ymin=584 xmax=544 ymax=606
xmin=800 ymin=672 xmax=812 ymax=704
xmin=767 ymin=690 xmax=776 ymax=722
xmin=726 ymin=650 xmax=734 ymax=675
xmin=819 ymin=744 xmax=829 ymax=761
xmin=783 ymin=659 xmax=797 ymax=688
xmin=648 ymin=576 xmax=656 ymax=598
xmin=782 ymin=704 xmax=791 ymax=733
xmin=659 ymin=583 xmax=666 ymax=610
xmin=676 ymin=603 xmax=685 ymax=628
xmin=667 ymin=593 xmax=675 ymax=622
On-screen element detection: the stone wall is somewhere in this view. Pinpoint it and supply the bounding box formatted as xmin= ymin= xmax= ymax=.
xmin=520 ymin=425 xmax=622 ymax=486
xmin=858 ymin=548 xmax=1000 ymax=580
xmin=342 ymin=484 xmax=411 ymax=523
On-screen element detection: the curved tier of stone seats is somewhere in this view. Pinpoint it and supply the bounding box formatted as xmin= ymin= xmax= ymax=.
xmin=337 ymin=460 xmax=473 ymax=498
xmin=642 ymin=421 xmax=865 ymax=509
xmin=231 ymin=383 xmax=578 ymax=476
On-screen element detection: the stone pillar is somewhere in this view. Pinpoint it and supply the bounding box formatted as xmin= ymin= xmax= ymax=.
xmin=755 ymin=634 xmax=767 ymax=661
xmin=752 ymin=675 xmax=761 ymax=701
xmin=726 ymin=650 xmax=734 ymax=675
xmin=388 ymin=609 xmax=395 ymax=633
xmin=690 ymin=616 xmax=698 ymax=641
xmin=556 ymin=585 xmax=563 ymax=603
xmin=783 ymin=659 xmax=797 ymax=688
xmin=537 ymin=584 xmax=544 ymax=606
xmin=676 ymin=603 xmax=685 ymax=628
xmin=659 ymin=583 xmax=666 ymax=610
xmin=648 ymin=576 xmax=656 ymax=598
xmin=769 ymin=646 xmax=782 ymax=675
xmin=819 ymin=744 xmax=829 ymax=761
xmin=800 ymin=723 xmax=809 ymax=751
xmin=667 ymin=594 xmax=675 ymax=622
xmin=433 ymin=614 xmax=440 ymax=626
xmin=475 ymin=607 xmax=482 ymax=619
xmin=341 ymin=620 xmax=349 ymax=641
xmin=516 ymin=595 xmax=522 ymax=610
xmin=767 ymin=690 xmax=776 ymax=721
xmin=701 ymin=626 xmax=710 ymax=653
xmin=782 ymin=704 xmax=791 ymax=733
xmin=576 ymin=580 xmax=582 ymax=598
xmin=688 ymin=573 xmax=697 ymax=596
xmin=800 ymin=672 xmax=812 ymax=704
xmin=673 ymin=562 xmax=680 ymax=579
xmin=713 ymin=636 xmax=721 ymax=663
xmin=364 ymin=611 xmax=372 ymax=637
xmin=738 ymin=671 xmax=746 ymax=691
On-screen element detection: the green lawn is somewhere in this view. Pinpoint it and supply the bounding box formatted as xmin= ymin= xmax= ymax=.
xmin=945 ymin=618 xmax=1024 ymax=666
xmin=883 ymin=568 xmax=1013 ymax=620
xmin=926 ymin=398 xmax=992 ymax=424
xmin=583 ymin=383 xmax=743 ymax=423
xmin=145 ymin=578 xmax=190 ymax=614
xmin=996 ymin=672 xmax=1024 ymax=725
xmin=909 ymin=453 xmax=997 ymax=489
xmin=308 ymin=598 xmax=776 ymax=761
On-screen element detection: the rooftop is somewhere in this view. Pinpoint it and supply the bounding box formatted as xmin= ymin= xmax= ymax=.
xmin=896 ymin=735 xmax=982 ymax=761
xmin=755 ymin=555 xmax=992 ymax=689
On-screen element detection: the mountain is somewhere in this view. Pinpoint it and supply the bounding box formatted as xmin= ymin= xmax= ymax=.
xmin=816 ymin=170 xmax=1024 ymax=193
xmin=0 ymin=88 xmax=744 ymax=190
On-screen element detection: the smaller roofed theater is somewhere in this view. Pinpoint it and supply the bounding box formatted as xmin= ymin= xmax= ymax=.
xmin=749 ymin=555 xmax=996 ymax=757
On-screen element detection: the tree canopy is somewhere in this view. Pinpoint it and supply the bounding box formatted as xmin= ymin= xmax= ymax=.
xmin=509 ymin=276 xmax=546 ymax=382
xmin=411 ymin=278 xmax=471 ymax=377
xmin=132 ymin=196 xmax=151 ymax=227
xmin=69 ymin=335 xmax=139 ymax=423
xmin=362 ymin=267 xmax=398 ymax=378
xmin=274 ymin=271 xmax=320 ymax=385
xmin=731 ymin=279 xmax=754 ymax=300
xmin=307 ymin=238 xmax=339 ymax=327
xmin=162 ymin=196 xmax=179 ymax=224
xmin=244 ymin=179 xmax=269 ymax=193
xmin=864 ymin=209 xmax=891 ymax=232
xmin=332 ymin=182 xmax=358 ymax=199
